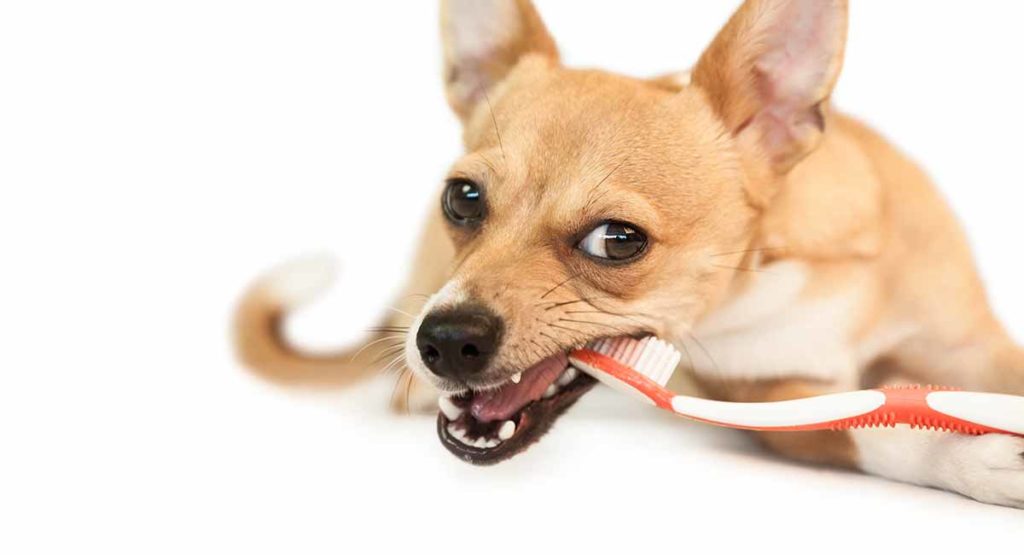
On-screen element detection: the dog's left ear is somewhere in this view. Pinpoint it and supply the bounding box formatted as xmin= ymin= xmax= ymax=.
xmin=441 ymin=0 xmax=560 ymax=122
xmin=693 ymin=0 xmax=848 ymax=174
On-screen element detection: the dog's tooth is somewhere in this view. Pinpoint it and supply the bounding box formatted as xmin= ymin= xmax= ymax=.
xmin=474 ymin=437 xmax=488 ymax=449
xmin=453 ymin=429 xmax=474 ymax=446
xmin=438 ymin=396 xmax=464 ymax=421
xmin=557 ymin=367 xmax=578 ymax=387
xmin=543 ymin=384 xmax=558 ymax=398
xmin=498 ymin=420 xmax=516 ymax=440
xmin=485 ymin=439 xmax=500 ymax=448
xmin=511 ymin=372 xmax=522 ymax=384
xmin=447 ymin=423 xmax=465 ymax=441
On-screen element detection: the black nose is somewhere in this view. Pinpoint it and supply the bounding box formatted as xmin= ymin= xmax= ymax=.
xmin=416 ymin=305 xmax=503 ymax=381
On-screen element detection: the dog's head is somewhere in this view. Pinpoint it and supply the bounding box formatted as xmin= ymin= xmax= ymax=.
xmin=406 ymin=0 xmax=849 ymax=464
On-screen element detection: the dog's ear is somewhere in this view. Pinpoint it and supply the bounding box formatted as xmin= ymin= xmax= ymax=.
xmin=693 ymin=0 xmax=848 ymax=174
xmin=441 ymin=0 xmax=559 ymax=121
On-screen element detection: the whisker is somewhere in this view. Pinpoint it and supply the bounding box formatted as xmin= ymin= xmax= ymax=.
xmin=399 ymin=293 xmax=431 ymax=301
xmin=583 ymin=97 xmax=640 ymax=212
xmin=381 ymin=353 xmax=408 ymax=376
xmin=372 ymin=344 xmax=408 ymax=365
xmin=478 ymin=153 xmax=498 ymax=175
xmin=557 ymin=318 xmax=629 ymax=334
xmin=367 ymin=326 xmax=410 ymax=333
xmin=527 ymin=338 xmax=551 ymax=359
xmin=482 ymin=90 xmax=506 ymax=164
xmin=563 ymin=309 xmax=650 ymax=318
xmin=545 ymin=322 xmax=592 ymax=339
xmin=540 ymin=273 xmax=580 ymax=300
xmin=686 ymin=332 xmax=721 ymax=375
xmin=403 ymin=370 xmax=414 ymax=415
xmin=677 ymin=339 xmax=695 ymax=372
xmin=350 ymin=335 xmax=407 ymax=362
xmin=538 ymin=296 xmax=615 ymax=310
xmin=387 ymin=307 xmax=417 ymax=319
xmin=390 ymin=367 xmax=409 ymax=409
xmin=538 ymin=331 xmax=561 ymax=347
xmin=712 ymin=264 xmax=773 ymax=274
xmin=577 ymin=299 xmax=655 ymax=328
xmin=710 ymin=246 xmax=783 ymax=258
xmin=593 ymin=155 xmax=632 ymax=191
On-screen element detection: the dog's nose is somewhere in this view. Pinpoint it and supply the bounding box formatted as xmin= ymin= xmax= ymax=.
xmin=416 ymin=305 xmax=502 ymax=381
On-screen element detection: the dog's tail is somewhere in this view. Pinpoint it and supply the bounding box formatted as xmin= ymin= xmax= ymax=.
xmin=233 ymin=254 xmax=398 ymax=388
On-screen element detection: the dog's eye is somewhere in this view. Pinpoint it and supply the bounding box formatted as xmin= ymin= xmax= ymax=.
xmin=577 ymin=222 xmax=648 ymax=262
xmin=442 ymin=179 xmax=485 ymax=225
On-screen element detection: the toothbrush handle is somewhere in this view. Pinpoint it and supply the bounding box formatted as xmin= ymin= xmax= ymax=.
xmin=568 ymin=349 xmax=1024 ymax=437
xmin=851 ymin=387 xmax=1024 ymax=436
xmin=669 ymin=386 xmax=1024 ymax=437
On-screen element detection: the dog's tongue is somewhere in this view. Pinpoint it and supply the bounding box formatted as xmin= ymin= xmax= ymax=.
xmin=470 ymin=352 xmax=569 ymax=423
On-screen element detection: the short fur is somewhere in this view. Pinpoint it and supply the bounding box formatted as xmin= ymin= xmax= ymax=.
xmin=234 ymin=0 xmax=1024 ymax=507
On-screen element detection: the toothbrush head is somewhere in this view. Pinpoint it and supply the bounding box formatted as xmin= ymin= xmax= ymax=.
xmin=569 ymin=336 xmax=682 ymax=408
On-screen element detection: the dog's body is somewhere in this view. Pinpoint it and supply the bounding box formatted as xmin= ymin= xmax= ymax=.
xmin=236 ymin=0 xmax=1024 ymax=507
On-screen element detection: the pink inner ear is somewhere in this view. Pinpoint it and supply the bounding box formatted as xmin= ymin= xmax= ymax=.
xmin=755 ymin=0 xmax=839 ymax=110
xmin=744 ymin=0 xmax=844 ymax=164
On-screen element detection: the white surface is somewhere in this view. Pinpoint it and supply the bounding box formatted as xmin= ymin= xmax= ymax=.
xmin=671 ymin=391 xmax=886 ymax=428
xmin=2 ymin=1 xmax=1024 ymax=553
xmin=928 ymin=391 xmax=1024 ymax=435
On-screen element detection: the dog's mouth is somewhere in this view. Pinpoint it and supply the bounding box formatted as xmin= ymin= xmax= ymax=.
xmin=436 ymin=350 xmax=598 ymax=465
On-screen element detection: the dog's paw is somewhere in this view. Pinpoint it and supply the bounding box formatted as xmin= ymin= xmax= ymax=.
xmin=936 ymin=434 xmax=1024 ymax=508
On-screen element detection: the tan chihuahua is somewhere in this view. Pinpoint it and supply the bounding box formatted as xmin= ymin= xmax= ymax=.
xmin=235 ymin=0 xmax=1024 ymax=508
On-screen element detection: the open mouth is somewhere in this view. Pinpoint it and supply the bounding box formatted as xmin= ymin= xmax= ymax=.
xmin=437 ymin=351 xmax=598 ymax=465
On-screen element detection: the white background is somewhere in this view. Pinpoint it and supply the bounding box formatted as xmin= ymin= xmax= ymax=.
xmin=2 ymin=1 xmax=1023 ymax=553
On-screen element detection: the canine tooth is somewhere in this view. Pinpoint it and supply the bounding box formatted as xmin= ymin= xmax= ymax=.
xmin=498 ymin=420 xmax=516 ymax=440
xmin=438 ymin=396 xmax=464 ymax=421
xmin=511 ymin=372 xmax=522 ymax=384
xmin=544 ymin=384 xmax=558 ymax=398
xmin=474 ymin=437 xmax=488 ymax=449
xmin=486 ymin=439 xmax=500 ymax=448
xmin=557 ymin=367 xmax=578 ymax=387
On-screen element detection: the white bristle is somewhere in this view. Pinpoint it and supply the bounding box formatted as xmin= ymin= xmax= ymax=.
xmin=623 ymin=339 xmax=641 ymax=367
xmin=612 ymin=339 xmax=628 ymax=360
xmin=659 ymin=345 xmax=678 ymax=384
xmin=634 ymin=338 xmax=655 ymax=375
xmin=657 ymin=344 xmax=677 ymax=384
xmin=582 ymin=336 xmax=681 ymax=387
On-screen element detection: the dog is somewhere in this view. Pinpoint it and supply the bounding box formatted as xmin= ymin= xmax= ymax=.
xmin=234 ymin=0 xmax=1024 ymax=508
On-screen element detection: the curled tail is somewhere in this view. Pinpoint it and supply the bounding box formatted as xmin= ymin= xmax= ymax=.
xmin=233 ymin=255 xmax=396 ymax=387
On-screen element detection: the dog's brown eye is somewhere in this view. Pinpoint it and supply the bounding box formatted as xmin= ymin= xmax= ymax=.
xmin=578 ymin=222 xmax=648 ymax=262
xmin=442 ymin=179 xmax=485 ymax=225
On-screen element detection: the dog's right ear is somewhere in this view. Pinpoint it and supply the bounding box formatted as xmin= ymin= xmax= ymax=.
xmin=441 ymin=0 xmax=560 ymax=122
xmin=693 ymin=0 xmax=848 ymax=175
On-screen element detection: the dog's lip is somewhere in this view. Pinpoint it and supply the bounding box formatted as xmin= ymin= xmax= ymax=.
xmin=435 ymin=333 xmax=652 ymax=464
xmin=437 ymin=371 xmax=597 ymax=465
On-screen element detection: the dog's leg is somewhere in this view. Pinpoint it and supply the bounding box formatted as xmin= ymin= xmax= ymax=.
xmin=844 ymin=332 xmax=1024 ymax=507
xmin=851 ymin=425 xmax=1024 ymax=508
xmin=925 ymin=335 xmax=1024 ymax=395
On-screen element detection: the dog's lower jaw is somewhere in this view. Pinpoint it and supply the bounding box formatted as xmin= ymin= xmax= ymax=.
xmin=437 ymin=371 xmax=597 ymax=465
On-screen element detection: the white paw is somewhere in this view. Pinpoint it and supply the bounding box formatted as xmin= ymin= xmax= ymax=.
xmin=934 ymin=434 xmax=1024 ymax=508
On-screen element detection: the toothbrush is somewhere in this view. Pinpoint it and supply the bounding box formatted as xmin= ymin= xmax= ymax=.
xmin=568 ymin=336 xmax=1024 ymax=437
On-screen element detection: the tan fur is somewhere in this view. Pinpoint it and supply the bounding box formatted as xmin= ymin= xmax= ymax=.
xmin=234 ymin=0 xmax=1024 ymax=503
